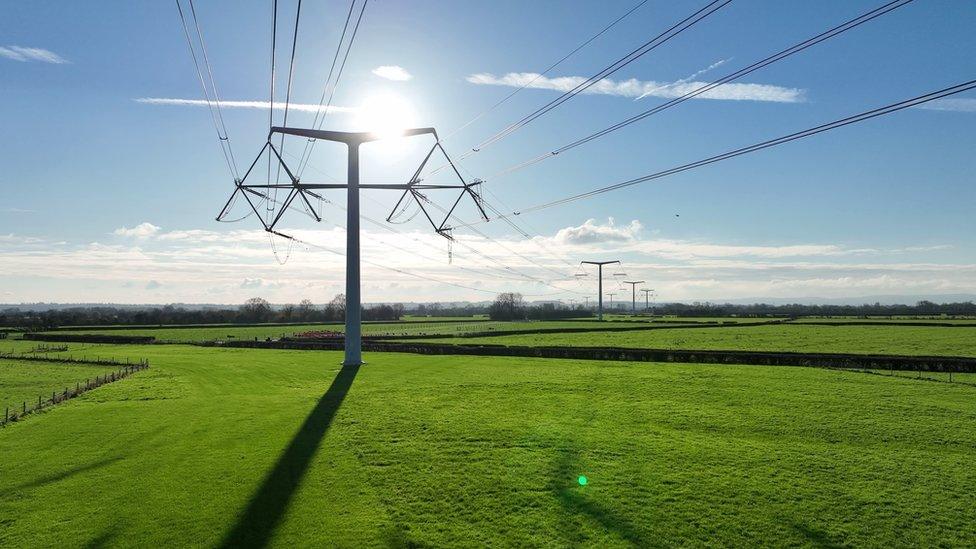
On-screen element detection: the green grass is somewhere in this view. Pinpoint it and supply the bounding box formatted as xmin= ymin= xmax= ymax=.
xmin=1 ymin=343 xmax=975 ymax=546
xmin=416 ymin=324 xmax=976 ymax=357
xmin=0 ymin=359 xmax=115 ymax=413
xmin=37 ymin=319 xmax=661 ymax=342
xmin=790 ymin=316 xmax=976 ymax=324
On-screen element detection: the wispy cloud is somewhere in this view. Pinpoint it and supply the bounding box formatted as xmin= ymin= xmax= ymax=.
xmin=466 ymin=72 xmax=804 ymax=103
xmin=0 ymin=45 xmax=67 ymax=64
xmin=915 ymin=98 xmax=976 ymax=113
xmin=372 ymin=65 xmax=413 ymax=81
xmin=134 ymin=98 xmax=357 ymax=114
xmin=636 ymin=58 xmax=730 ymax=100
xmin=0 ymin=218 xmax=970 ymax=303
xmin=2 ymin=208 xmax=36 ymax=214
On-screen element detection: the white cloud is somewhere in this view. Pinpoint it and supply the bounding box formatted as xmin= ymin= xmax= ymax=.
xmin=0 ymin=217 xmax=972 ymax=303
xmin=0 ymin=46 xmax=67 ymax=64
xmin=555 ymin=218 xmax=642 ymax=244
xmin=915 ymin=98 xmax=976 ymax=113
xmin=240 ymin=278 xmax=282 ymax=289
xmin=466 ymin=72 xmax=804 ymax=103
xmin=113 ymin=222 xmax=161 ymax=238
xmin=371 ymin=65 xmax=413 ymax=81
xmin=134 ymin=98 xmax=356 ymax=114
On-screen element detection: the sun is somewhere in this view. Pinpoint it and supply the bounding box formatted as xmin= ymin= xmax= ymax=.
xmin=355 ymin=92 xmax=418 ymax=140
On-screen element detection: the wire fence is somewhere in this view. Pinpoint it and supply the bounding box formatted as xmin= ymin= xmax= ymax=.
xmin=1 ymin=359 xmax=150 ymax=427
xmin=0 ymin=353 xmax=145 ymax=367
xmin=838 ymin=365 xmax=976 ymax=387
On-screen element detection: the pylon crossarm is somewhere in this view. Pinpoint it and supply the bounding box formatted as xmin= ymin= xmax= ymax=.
xmin=269 ymin=188 xmax=299 ymax=229
xmin=411 ymin=190 xmax=442 ymax=232
xmin=294 ymin=188 xmax=322 ymax=221
xmin=215 ymin=184 xmax=243 ymax=221
xmin=237 ymin=186 xmax=272 ymax=231
xmin=271 ymin=125 xmax=437 ymax=144
xmin=267 ymin=141 xmax=301 ymax=185
xmin=465 ymin=180 xmax=490 ymax=221
xmin=436 ymin=188 xmax=470 ymax=233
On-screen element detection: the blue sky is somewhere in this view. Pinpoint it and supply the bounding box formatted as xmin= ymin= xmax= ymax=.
xmin=1 ymin=0 xmax=974 ymax=304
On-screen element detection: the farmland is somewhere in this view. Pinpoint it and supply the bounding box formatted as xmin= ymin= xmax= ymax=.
xmin=1 ymin=342 xmax=975 ymax=546
xmin=0 ymin=358 xmax=116 ymax=415
xmin=32 ymin=319 xmax=675 ymax=342
xmin=414 ymin=323 xmax=976 ymax=357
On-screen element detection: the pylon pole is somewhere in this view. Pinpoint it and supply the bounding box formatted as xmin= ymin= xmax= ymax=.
xmin=598 ymin=266 xmax=604 ymax=320
xmin=345 ymin=143 xmax=362 ymax=366
xmin=227 ymin=126 xmax=487 ymax=367
xmin=581 ymin=260 xmax=619 ymax=321
xmin=622 ymin=281 xmax=645 ymax=315
xmin=641 ymin=288 xmax=654 ymax=312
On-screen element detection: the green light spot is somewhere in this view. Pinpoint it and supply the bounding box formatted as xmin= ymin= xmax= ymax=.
xmin=578 ymin=475 xmax=588 ymax=486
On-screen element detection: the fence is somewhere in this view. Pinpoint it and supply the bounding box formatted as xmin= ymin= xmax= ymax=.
xmin=1 ymin=358 xmax=150 ymax=427
xmin=0 ymin=352 xmax=146 ymax=367
xmin=22 ymin=333 xmax=156 ymax=344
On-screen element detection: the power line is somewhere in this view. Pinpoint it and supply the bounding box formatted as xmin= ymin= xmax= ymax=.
xmin=464 ymin=0 xmax=732 ymax=157
xmin=275 ymin=0 xmax=303 ymax=185
xmin=272 ymin=231 xmax=576 ymax=298
xmin=296 ymin=0 xmax=369 ymax=178
xmin=293 ymin=0 xmax=357 ymax=174
xmin=266 ymin=0 xmax=278 ymax=224
xmin=489 ymin=0 xmax=915 ymax=179
xmin=241 ymin=160 xmax=584 ymax=294
xmin=175 ymin=0 xmax=239 ymax=180
xmin=467 ymin=78 xmax=976 ymax=222
xmin=443 ymin=0 xmax=651 ymax=140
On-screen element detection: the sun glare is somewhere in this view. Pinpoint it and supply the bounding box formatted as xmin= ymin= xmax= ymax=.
xmin=356 ymin=92 xmax=418 ymax=140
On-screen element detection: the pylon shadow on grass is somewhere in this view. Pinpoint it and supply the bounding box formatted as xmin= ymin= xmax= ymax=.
xmin=219 ymin=363 xmax=361 ymax=548
xmin=551 ymin=445 xmax=647 ymax=547
xmin=0 ymin=455 xmax=125 ymax=497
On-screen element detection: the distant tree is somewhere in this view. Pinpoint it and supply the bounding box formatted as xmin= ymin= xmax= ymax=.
xmin=297 ymin=299 xmax=316 ymax=321
xmin=240 ymin=297 xmax=273 ymax=322
xmin=325 ymin=294 xmax=346 ymax=321
xmin=489 ymin=293 xmax=525 ymax=321
xmin=281 ymin=304 xmax=296 ymax=322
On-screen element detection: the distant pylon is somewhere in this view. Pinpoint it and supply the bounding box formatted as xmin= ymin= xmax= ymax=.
xmin=640 ymin=288 xmax=655 ymax=311
xmin=622 ymin=280 xmax=644 ymax=314
xmin=580 ymin=260 xmax=619 ymax=321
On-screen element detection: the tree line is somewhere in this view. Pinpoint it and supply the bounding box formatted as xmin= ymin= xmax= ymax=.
xmin=2 ymin=295 xmax=405 ymax=330
xmin=2 ymin=297 xmax=973 ymax=330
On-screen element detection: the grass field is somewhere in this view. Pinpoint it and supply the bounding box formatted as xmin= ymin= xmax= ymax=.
xmin=788 ymin=316 xmax=976 ymax=324
xmin=415 ymin=324 xmax=976 ymax=357
xmin=1 ymin=343 xmax=975 ymax=546
xmin=35 ymin=319 xmax=668 ymax=342
xmin=0 ymin=359 xmax=115 ymax=413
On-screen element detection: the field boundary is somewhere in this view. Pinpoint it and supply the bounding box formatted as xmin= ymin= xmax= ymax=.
xmin=368 ymin=320 xmax=788 ymax=339
xmin=0 ymin=352 xmax=150 ymax=367
xmin=202 ymin=340 xmax=976 ymax=373
xmin=1 ymin=357 xmax=150 ymax=427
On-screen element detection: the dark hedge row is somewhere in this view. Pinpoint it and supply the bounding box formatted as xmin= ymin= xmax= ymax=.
xmin=23 ymin=333 xmax=156 ymax=344
xmin=206 ymin=340 xmax=976 ymax=373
